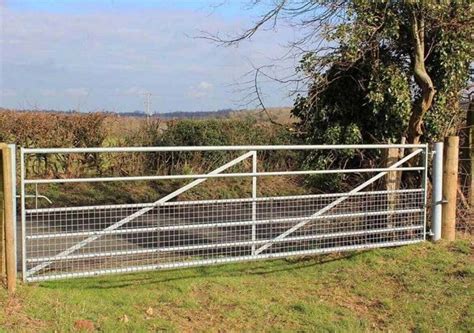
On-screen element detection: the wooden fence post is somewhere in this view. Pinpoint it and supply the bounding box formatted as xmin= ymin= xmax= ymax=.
xmin=468 ymin=106 xmax=473 ymax=207
xmin=441 ymin=136 xmax=459 ymax=241
xmin=0 ymin=148 xmax=5 ymax=276
xmin=0 ymin=144 xmax=16 ymax=293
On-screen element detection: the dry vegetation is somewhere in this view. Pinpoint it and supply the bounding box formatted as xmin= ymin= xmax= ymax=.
xmin=229 ymin=107 xmax=294 ymax=125
xmin=0 ymin=109 xmax=303 ymax=207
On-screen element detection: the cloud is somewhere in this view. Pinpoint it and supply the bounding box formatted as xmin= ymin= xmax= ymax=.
xmin=198 ymin=81 xmax=213 ymax=90
xmin=1 ymin=5 xmax=296 ymax=112
xmin=188 ymin=81 xmax=214 ymax=98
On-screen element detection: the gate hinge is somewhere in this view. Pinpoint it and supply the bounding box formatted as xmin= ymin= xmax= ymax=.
xmin=431 ymin=199 xmax=448 ymax=206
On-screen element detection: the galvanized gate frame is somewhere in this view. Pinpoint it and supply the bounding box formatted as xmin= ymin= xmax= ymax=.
xmin=19 ymin=144 xmax=429 ymax=282
xmin=254 ymin=148 xmax=425 ymax=254
xmin=24 ymin=150 xmax=257 ymax=277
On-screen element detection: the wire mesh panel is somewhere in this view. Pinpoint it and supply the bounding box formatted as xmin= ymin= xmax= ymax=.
xmin=457 ymin=106 xmax=473 ymax=234
xmin=20 ymin=145 xmax=428 ymax=282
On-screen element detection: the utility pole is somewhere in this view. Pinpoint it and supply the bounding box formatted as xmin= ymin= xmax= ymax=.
xmin=143 ymin=92 xmax=152 ymax=118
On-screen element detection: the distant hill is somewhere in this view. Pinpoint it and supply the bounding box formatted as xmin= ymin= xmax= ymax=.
xmin=0 ymin=107 xmax=233 ymax=118
xmin=144 ymin=109 xmax=234 ymax=119
xmin=0 ymin=106 xmax=294 ymax=123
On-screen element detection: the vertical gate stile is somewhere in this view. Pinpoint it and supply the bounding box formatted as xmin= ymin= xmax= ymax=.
xmin=251 ymin=150 xmax=257 ymax=256
xmin=20 ymin=148 xmax=26 ymax=282
xmin=34 ymin=184 xmax=38 ymax=210
xmin=422 ymin=144 xmax=429 ymax=241
xmin=157 ymin=202 xmax=161 ymax=265
xmin=9 ymin=145 xmax=17 ymax=277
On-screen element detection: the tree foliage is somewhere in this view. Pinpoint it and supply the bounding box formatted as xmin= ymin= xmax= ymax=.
xmin=206 ymin=1 xmax=473 ymax=145
xmin=292 ymin=1 xmax=473 ymax=145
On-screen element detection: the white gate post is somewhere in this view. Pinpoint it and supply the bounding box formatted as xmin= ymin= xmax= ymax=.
xmin=431 ymin=142 xmax=443 ymax=241
xmin=8 ymin=145 xmax=17 ymax=275
xmin=251 ymin=151 xmax=257 ymax=255
xmin=20 ymin=148 xmax=27 ymax=281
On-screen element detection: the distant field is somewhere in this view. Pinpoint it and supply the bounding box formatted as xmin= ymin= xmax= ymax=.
xmin=103 ymin=107 xmax=295 ymax=139
xmin=1 ymin=238 xmax=472 ymax=332
xmin=1 ymin=108 xmax=305 ymax=209
xmin=228 ymin=107 xmax=294 ymax=124
xmin=0 ymin=106 xmax=294 ymax=122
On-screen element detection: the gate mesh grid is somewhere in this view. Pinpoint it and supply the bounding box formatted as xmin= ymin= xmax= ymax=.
xmin=25 ymin=190 xmax=424 ymax=281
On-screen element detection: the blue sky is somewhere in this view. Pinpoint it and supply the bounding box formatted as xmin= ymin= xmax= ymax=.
xmin=1 ymin=0 xmax=297 ymax=113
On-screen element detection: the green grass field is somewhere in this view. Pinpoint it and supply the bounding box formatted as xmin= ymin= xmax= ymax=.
xmin=1 ymin=238 xmax=472 ymax=332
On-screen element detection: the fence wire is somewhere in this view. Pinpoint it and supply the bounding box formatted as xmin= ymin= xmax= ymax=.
xmin=24 ymin=189 xmax=425 ymax=281
xmin=20 ymin=145 xmax=428 ymax=282
xmin=457 ymin=105 xmax=473 ymax=234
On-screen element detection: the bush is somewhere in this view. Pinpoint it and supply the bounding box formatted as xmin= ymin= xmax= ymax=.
xmin=0 ymin=110 xmax=108 ymax=177
xmin=2 ymin=111 xmax=305 ymax=204
xmin=109 ymin=116 xmax=301 ymax=177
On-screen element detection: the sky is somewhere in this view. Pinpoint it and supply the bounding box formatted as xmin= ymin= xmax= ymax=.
xmin=0 ymin=0 xmax=298 ymax=113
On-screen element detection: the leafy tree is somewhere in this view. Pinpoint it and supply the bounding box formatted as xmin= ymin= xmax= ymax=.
xmin=207 ymin=1 xmax=473 ymax=145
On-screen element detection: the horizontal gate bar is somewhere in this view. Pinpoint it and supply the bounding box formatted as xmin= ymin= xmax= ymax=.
xmin=25 ymin=239 xmax=423 ymax=282
xmin=24 ymin=167 xmax=424 ymax=184
xmin=254 ymin=148 xmax=424 ymax=255
xmin=25 ymin=189 xmax=424 ymax=213
xmin=26 ymin=151 xmax=256 ymax=277
xmin=26 ymin=225 xmax=423 ymax=264
xmin=22 ymin=144 xmax=429 ymax=282
xmin=23 ymin=144 xmax=427 ymax=154
xmin=26 ymin=208 xmax=424 ymax=240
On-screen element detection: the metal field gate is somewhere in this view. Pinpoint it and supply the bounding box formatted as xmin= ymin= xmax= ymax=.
xmin=20 ymin=144 xmax=429 ymax=282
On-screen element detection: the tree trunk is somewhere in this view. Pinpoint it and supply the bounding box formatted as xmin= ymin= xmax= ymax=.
xmin=407 ymin=10 xmax=435 ymax=145
xmin=468 ymin=100 xmax=474 ymax=206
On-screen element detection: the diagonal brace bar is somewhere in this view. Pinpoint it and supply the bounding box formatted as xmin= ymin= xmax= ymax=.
xmin=27 ymin=151 xmax=254 ymax=276
xmin=254 ymin=148 xmax=423 ymax=255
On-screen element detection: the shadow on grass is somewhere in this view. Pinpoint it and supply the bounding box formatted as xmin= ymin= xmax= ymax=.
xmin=38 ymin=251 xmax=361 ymax=290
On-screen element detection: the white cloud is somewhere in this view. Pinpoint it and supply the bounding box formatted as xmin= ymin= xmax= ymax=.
xmin=188 ymin=81 xmax=214 ymax=98
xmin=198 ymin=81 xmax=213 ymax=90
xmin=1 ymin=5 xmax=295 ymax=111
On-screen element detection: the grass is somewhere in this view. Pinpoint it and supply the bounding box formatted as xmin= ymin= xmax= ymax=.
xmin=36 ymin=176 xmax=308 ymax=208
xmin=1 ymin=239 xmax=472 ymax=332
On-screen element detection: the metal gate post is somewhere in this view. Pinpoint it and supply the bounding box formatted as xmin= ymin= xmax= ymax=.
xmin=422 ymin=145 xmax=429 ymax=240
xmin=431 ymin=142 xmax=443 ymax=241
xmin=251 ymin=151 xmax=257 ymax=255
xmin=20 ymin=148 xmax=26 ymax=281
xmin=8 ymin=145 xmax=17 ymax=274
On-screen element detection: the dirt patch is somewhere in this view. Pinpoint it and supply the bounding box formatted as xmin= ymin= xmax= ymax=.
xmin=2 ymin=295 xmax=46 ymax=332
xmin=154 ymin=285 xmax=246 ymax=332
xmin=316 ymin=281 xmax=392 ymax=330
xmin=74 ymin=319 xmax=96 ymax=332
